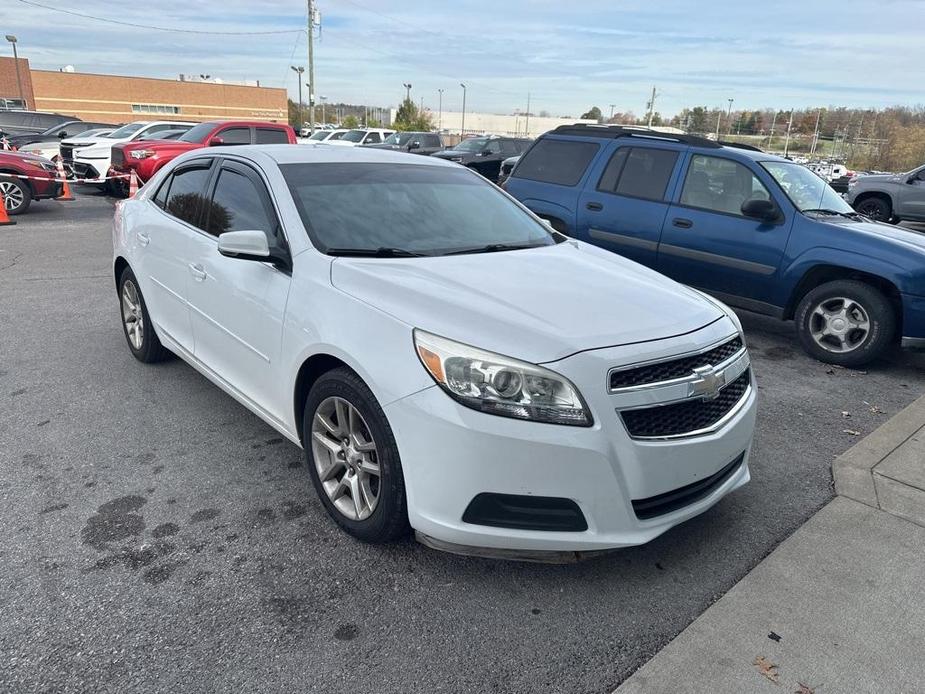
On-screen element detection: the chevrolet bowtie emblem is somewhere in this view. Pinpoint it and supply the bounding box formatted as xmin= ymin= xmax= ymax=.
xmin=689 ymin=364 xmax=725 ymax=400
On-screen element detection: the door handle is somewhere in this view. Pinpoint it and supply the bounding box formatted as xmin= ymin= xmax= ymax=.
xmin=672 ymin=217 xmax=693 ymax=229
xmin=586 ymin=201 xmax=603 ymax=211
xmin=137 ymin=232 xmax=150 ymax=247
xmin=188 ymin=263 xmax=207 ymax=281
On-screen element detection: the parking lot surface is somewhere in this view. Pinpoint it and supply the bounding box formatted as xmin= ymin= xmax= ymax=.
xmin=2 ymin=191 xmax=924 ymax=694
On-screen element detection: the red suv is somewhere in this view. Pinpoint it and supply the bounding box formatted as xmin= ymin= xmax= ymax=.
xmin=109 ymin=120 xmax=296 ymax=195
xmin=0 ymin=150 xmax=62 ymax=215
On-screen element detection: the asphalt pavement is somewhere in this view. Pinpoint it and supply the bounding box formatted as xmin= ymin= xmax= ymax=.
xmin=2 ymin=190 xmax=924 ymax=694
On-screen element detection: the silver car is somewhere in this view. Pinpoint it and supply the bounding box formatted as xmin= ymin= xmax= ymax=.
xmin=846 ymin=163 xmax=925 ymax=223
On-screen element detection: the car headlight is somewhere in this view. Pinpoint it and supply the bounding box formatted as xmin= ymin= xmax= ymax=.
xmin=414 ymin=330 xmax=592 ymax=426
xmin=130 ymin=150 xmax=155 ymax=160
xmin=24 ymin=159 xmax=57 ymax=172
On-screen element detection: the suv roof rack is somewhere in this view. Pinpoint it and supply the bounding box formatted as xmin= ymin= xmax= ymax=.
xmin=550 ymin=124 xmax=721 ymax=149
xmin=717 ymin=140 xmax=764 ymax=152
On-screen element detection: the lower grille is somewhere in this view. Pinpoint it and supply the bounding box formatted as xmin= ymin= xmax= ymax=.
xmin=462 ymin=493 xmax=588 ymax=532
xmin=621 ymin=369 xmax=750 ymax=439
xmin=632 ymin=452 xmax=745 ymax=520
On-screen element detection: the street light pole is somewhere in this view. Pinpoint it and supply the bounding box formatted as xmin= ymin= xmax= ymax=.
xmin=525 ymin=92 xmax=530 ymax=137
xmin=403 ymin=83 xmax=412 ymax=103
xmin=726 ymin=98 xmax=734 ymax=135
xmin=320 ymin=95 xmax=327 ymax=125
xmin=290 ymin=66 xmax=304 ymax=131
xmin=5 ymin=36 xmax=25 ymax=108
xmin=460 ymin=83 xmax=467 ymax=136
xmin=307 ymin=0 xmax=316 ymax=134
xmin=437 ymin=88 xmax=444 ymax=131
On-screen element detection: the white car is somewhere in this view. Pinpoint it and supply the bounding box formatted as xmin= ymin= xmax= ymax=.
xmin=112 ymin=145 xmax=756 ymax=559
xmin=18 ymin=128 xmax=114 ymax=161
xmin=323 ymin=128 xmax=396 ymax=147
xmin=300 ymin=128 xmax=350 ymax=144
xmin=62 ymin=120 xmax=195 ymax=184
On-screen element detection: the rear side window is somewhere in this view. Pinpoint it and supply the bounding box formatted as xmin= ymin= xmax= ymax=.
xmin=255 ymin=128 xmax=289 ymax=144
xmin=512 ymin=139 xmax=600 ymax=186
xmin=364 ymin=132 xmax=381 ymax=144
xmin=598 ymin=147 xmax=679 ymax=201
xmin=163 ymin=165 xmax=212 ymax=229
xmin=217 ymin=127 xmax=251 ymax=145
xmin=426 ymin=134 xmax=441 ymax=148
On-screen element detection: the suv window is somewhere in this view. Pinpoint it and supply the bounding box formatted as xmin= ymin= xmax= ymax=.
xmin=217 ymin=127 xmax=251 ymax=145
xmin=255 ymin=128 xmax=289 ymax=144
xmin=681 ymin=155 xmax=771 ymax=216
xmin=500 ymin=140 xmax=517 ymax=156
xmin=364 ymin=132 xmax=381 ymax=144
xmin=206 ymin=167 xmax=278 ymax=240
xmin=598 ymin=147 xmax=679 ymax=201
xmin=486 ymin=140 xmax=502 ymax=154
xmin=426 ymin=134 xmax=441 ymax=148
xmin=513 ymin=139 xmax=599 ymax=186
xmin=163 ymin=165 xmax=213 ymax=229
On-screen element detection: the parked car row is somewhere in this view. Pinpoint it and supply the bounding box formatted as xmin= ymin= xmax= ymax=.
xmin=500 ymin=124 xmax=925 ymax=366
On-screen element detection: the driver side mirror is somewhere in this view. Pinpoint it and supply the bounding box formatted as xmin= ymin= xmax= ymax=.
xmin=208 ymin=136 xmax=225 ymax=147
xmin=480 ymin=149 xmax=492 ymax=156
xmin=741 ymin=198 xmax=779 ymax=222
xmin=57 ymin=131 xmax=67 ymax=138
xmin=408 ymin=141 xmax=421 ymax=150
xmin=218 ymin=230 xmax=291 ymax=271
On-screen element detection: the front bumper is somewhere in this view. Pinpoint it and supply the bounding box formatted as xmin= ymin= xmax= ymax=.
xmin=69 ymin=159 xmax=107 ymax=183
xmin=385 ymin=319 xmax=756 ymax=553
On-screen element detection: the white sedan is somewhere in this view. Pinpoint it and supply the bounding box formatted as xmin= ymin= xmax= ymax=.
xmin=112 ymin=145 xmax=755 ymax=559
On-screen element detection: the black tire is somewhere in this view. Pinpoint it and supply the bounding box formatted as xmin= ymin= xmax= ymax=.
xmin=302 ymin=367 xmax=409 ymax=543
xmin=794 ymin=279 xmax=895 ymax=367
xmin=118 ymin=266 xmax=171 ymax=363
xmin=0 ymin=177 xmax=32 ymax=215
xmin=107 ymin=177 xmax=128 ymax=198
xmin=854 ymin=196 xmax=891 ymax=223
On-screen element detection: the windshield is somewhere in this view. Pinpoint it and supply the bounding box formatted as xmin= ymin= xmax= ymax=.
xmin=327 ymin=131 xmax=347 ymax=140
xmin=761 ymin=161 xmax=854 ymax=214
xmin=179 ymin=122 xmax=216 ymax=143
xmin=281 ymin=163 xmax=557 ymax=256
xmin=41 ymin=123 xmax=71 ymax=135
xmin=341 ymin=130 xmax=367 ymax=143
xmin=383 ymin=132 xmax=414 ymax=146
xmin=106 ymin=123 xmax=147 ymax=139
xmin=453 ymin=137 xmax=489 ymax=152
xmin=308 ymin=130 xmax=329 ymax=140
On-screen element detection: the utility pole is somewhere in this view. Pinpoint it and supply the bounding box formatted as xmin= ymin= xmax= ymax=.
xmin=810 ymin=109 xmax=822 ymax=156
xmin=726 ymin=98 xmax=734 ymax=135
xmin=437 ymin=88 xmax=443 ymax=130
xmin=5 ymin=36 xmax=25 ymax=108
xmin=290 ymin=66 xmax=304 ymax=130
xmin=420 ymin=96 xmax=424 ymax=115
xmin=646 ymin=85 xmax=657 ymax=127
xmin=307 ymin=0 xmax=316 ymax=134
xmin=767 ymin=110 xmax=778 ymax=149
xmin=714 ymin=109 xmax=722 ymax=140
xmin=783 ymin=110 xmax=794 ymax=157
xmin=460 ymin=83 xmax=467 ymax=136
xmin=525 ymin=92 xmax=531 ymax=137
xmin=609 ymin=104 xmax=616 ymax=121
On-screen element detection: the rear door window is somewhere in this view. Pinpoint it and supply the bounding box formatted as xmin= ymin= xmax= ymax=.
xmin=163 ymin=164 xmax=213 ymax=229
xmin=512 ymin=139 xmax=600 ymax=186
xmin=364 ymin=132 xmax=381 ymax=144
xmin=598 ymin=146 xmax=679 ymax=201
xmin=255 ymin=128 xmax=289 ymax=144
xmin=216 ymin=127 xmax=251 ymax=145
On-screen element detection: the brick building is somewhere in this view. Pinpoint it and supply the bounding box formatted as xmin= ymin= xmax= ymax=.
xmin=0 ymin=56 xmax=287 ymax=124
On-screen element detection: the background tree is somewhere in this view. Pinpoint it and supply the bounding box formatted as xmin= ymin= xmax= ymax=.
xmin=392 ymin=98 xmax=435 ymax=131
xmin=580 ymin=106 xmax=603 ymax=122
xmin=342 ymin=114 xmax=359 ymax=128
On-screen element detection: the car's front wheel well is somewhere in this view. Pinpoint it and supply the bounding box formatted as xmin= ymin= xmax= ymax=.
xmin=114 ymin=256 xmax=129 ymax=292
xmin=787 ymin=264 xmax=903 ymax=335
xmin=852 ymin=191 xmax=892 ymax=209
xmin=293 ymin=353 xmax=353 ymax=443
xmin=0 ymin=170 xmax=32 ymax=195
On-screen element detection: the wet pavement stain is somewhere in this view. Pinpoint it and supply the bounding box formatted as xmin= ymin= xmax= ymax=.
xmin=282 ymin=501 xmax=307 ymax=521
xmin=39 ymin=503 xmax=68 ymax=514
xmin=80 ymin=495 xmax=147 ymax=550
xmin=334 ymin=624 xmax=360 ymax=641
xmin=143 ymin=559 xmax=186 ymax=585
xmin=190 ymin=508 xmax=221 ymax=523
xmin=151 ymin=522 xmax=180 ymax=538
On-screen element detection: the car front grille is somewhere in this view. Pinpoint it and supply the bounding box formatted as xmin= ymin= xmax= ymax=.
xmin=111 ymin=147 xmax=124 ymax=167
xmin=620 ymin=369 xmax=750 ymax=439
xmin=610 ymin=336 xmax=744 ymax=390
xmin=631 ymin=452 xmax=745 ymax=520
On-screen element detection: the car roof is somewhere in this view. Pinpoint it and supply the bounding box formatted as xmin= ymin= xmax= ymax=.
xmin=203 ymin=143 xmax=459 ymax=168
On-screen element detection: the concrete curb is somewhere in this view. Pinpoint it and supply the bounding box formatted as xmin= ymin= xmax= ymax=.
xmin=832 ymin=391 xmax=925 ymax=526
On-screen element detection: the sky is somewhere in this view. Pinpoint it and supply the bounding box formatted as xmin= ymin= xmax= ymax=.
xmin=5 ymin=0 xmax=925 ymax=117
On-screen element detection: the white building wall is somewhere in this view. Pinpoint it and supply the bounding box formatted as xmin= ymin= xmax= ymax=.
xmin=390 ymin=109 xmax=598 ymax=138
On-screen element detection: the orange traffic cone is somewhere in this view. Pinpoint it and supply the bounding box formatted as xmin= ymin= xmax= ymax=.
xmin=128 ymin=170 xmax=140 ymax=198
xmin=54 ymin=158 xmax=75 ymax=201
xmin=0 ymin=188 xmax=16 ymax=226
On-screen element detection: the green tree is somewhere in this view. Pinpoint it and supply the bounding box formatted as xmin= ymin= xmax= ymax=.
xmin=342 ymin=114 xmax=359 ymax=128
xmin=580 ymin=106 xmax=603 ymax=122
xmin=392 ymin=98 xmax=435 ymax=131
xmin=287 ymin=98 xmax=304 ymax=128
xmin=688 ymin=107 xmax=708 ymax=134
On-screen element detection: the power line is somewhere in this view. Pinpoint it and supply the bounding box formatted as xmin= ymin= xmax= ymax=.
xmin=15 ymin=0 xmax=305 ymax=35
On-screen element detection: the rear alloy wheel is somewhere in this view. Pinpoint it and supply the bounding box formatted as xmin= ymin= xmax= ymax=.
xmin=0 ymin=178 xmax=31 ymax=215
xmin=118 ymin=267 xmax=171 ymax=363
xmin=303 ymin=368 xmax=409 ymax=543
xmin=795 ymin=280 xmax=895 ymax=367
xmin=854 ymin=196 xmax=891 ymax=222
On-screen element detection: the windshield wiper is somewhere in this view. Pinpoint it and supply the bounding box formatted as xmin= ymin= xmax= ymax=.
xmin=442 ymin=243 xmax=544 ymax=256
xmin=325 ymin=247 xmax=429 ymax=258
xmin=802 ymin=208 xmax=861 ymax=219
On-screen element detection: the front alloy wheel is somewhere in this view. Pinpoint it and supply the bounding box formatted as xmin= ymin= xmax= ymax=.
xmin=808 ymin=297 xmax=870 ymax=354
xmin=311 ymin=396 xmax=381 ymax=521
xmin=0 ymin=179 xmax=31 ymax=215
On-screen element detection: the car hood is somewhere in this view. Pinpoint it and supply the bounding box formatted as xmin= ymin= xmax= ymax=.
xmin=830 ymin=216 xmax=925 ymax=253
xmin=361 ymin=143 xmax=400 ymax=150
xmin=330 ymin=241 xmax=725 ymax=363
xmin=61 ymin=136 xmax=116 ymax=146
xmin=431 ymin=150 xmax=471 ymax=160
xmin=119 ymin=140 xmax=199 ymax=152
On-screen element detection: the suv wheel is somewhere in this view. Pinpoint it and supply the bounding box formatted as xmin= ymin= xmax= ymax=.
xmin=795 ymin=280 xmax=895 ymax=367
xmin=0 ymin=178 xmax=32 ymax=215
xmin=118 ymin=267 xmax=171 ymax=363
xmin=855 ymin=196 xmax=891 ymax=222
xmin=302 ymin=368 xmax=409 ymax=543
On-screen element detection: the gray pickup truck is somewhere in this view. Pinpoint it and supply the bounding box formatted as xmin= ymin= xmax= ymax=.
xmin=846 ymin=163 xmax=925 ymax=223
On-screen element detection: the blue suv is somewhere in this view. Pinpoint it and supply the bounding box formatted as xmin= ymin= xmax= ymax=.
xmin=504 ymin=125 xmax=925 ymax=366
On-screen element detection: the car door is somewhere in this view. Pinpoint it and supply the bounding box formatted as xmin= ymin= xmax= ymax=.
xmin=657 ymin=153 xmax=789 ymax=307
xmin=575 ymin=143 xmax=683 ymax=267
xmin=471 ymin=139 xmax=503 ymax=178
xmin=135 ymin=161 xmax=215 ymax=353
xmin=895 ymin=166 xmax=925 ymax=220
xmin=185 ymin=158 xmax=292 ymax=421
